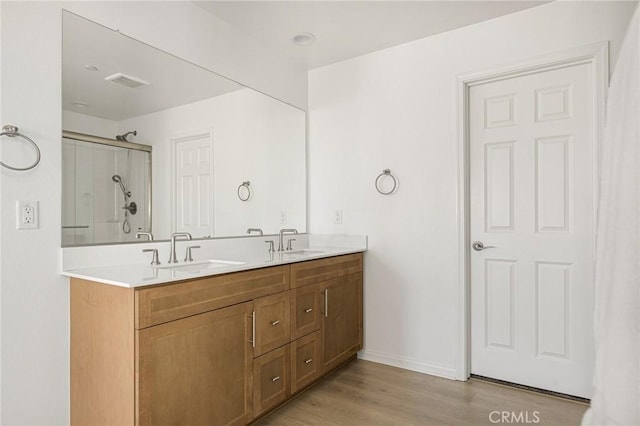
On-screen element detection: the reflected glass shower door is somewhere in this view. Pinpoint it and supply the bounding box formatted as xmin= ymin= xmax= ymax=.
xmin=62 ymin=137 xmax=151 ymax=245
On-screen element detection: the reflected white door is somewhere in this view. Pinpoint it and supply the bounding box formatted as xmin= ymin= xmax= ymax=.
xmin=172 ymin=131 xmax=214 ymax=237
xmin=469 ymin=63 xmax=595 ymax=398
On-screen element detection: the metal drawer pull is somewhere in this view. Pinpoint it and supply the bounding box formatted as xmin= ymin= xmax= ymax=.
xmin=271 ymin=376 xmax=281 ymax=382
xmin=324 ymin=289 xmax=328 ymax=318
xmin=304 ymin=308 xmax=313 ymax=313
xmin=271 ymin=320 xmax=280 ymax=326
xmin=304 ymin=358 xmax=313 ymax=364
xmin=249 ymin=312 xmax=256 ymax=348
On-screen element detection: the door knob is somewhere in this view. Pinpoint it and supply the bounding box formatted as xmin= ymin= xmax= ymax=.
xmin=472 ymin=241 xmax=495 ymax=251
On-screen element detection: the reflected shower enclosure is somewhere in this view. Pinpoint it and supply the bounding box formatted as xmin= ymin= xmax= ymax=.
xmin=62 ymin=132 xmax=151 ymax=245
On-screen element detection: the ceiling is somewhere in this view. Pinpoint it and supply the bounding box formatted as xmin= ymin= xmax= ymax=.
xmin=195 ymin=1 xmax=549 ymax=70
xmin=63 ymin=12 xmax=243 ymax=121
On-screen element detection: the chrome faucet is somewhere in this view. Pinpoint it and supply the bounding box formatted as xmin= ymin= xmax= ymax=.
xmin=136 ymin=231 xmax=154 ymax=241
xmin=169 ymin=232 xmax=192 ymax=264
xmin=142 ymin=248 xmax=161 ymax=266
xmin=278 ymin=228 xmax=298 ymax=252
xmin=247 ymin=228 xmax=264 ymax=235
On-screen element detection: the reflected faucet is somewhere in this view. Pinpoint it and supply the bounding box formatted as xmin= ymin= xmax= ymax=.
xmin=169 ymin=232 xmax=192 ymax=264
xmin=247 ymin=228 xmax=264 ymax=235
xmin=278 ymin=228 xmax=298 ymax=252
xmin=136 ymin=231 xmax=154 ymax=241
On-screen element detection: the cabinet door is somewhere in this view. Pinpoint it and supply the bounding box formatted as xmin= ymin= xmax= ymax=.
xmin=291 ymin=331 xmax=322 ymax=393
xmin=291 ymin=283 xmax=321 ymax=340
xmin=254 ymin=291 xmax=291 ymax=357
xmin=137 ymin=302 xmax=253 ymax=426
xmin=321 ymin=273 xmax=363 ymax=373
xmin=253 ymin=345 xmax=291 ymax=417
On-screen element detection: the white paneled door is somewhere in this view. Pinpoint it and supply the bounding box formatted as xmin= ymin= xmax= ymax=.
xmin=173 ymin=132 xmax=214 ymax=237
xmin=469 ymin=63 xmax=595 ymax=398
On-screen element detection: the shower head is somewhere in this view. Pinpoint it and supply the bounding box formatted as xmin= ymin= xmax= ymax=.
xmin=115 ymin=130 xmax=137 ymax=142
xmin=112 ymin=174 xmax=130 ymax=198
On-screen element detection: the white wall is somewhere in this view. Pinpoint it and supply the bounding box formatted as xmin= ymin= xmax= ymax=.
xmin=118 ymin=88 xmax=306 ymax=239
xmin=62 ymin=110 xmax=118 ymax=139
xmin=308 ymin=1 xmax=637 ymax=378
xmin=0 ymin=2 xmax=307 ymax=424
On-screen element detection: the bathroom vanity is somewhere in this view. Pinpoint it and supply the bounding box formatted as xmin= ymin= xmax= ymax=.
xmin=69 ymin=251 xmax=363 ymax=425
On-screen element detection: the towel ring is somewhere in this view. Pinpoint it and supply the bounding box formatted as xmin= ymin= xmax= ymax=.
xmin=375 ymin=169 xmax=397 ymax=195
xmin=0 ymin=125 xmax=41 ymax=171
xmin=237 ymin=181 xmax=251 ymax=201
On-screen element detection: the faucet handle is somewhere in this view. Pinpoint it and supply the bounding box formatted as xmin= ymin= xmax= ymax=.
xmin=286 ymin=239 xmax=296 ymax=251
xmin=265 ymin=240 xmax=275 ymax=253
xmin=184 ymin=245 xmax=201 ymax=262
xmin=142 ymin=248 xmax=160 ymax=266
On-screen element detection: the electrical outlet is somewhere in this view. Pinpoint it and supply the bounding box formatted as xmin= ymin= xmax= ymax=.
xmin=280 ymin=211 xmax=287 ymax=224
xmin=16 ymin=200 xmax=39 ymax=230
xmin=334 ymin=209 xmax=343 ymax=224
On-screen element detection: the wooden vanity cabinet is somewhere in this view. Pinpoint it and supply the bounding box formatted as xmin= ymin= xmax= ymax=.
xmin=71 ymin=253 xmax=363 ymax=426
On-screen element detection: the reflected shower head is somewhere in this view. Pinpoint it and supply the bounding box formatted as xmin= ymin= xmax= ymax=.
xmin=115 ymin=130 xmax=137 ymax=142
xmin=112 ymin=174 xmax=130 ymax=198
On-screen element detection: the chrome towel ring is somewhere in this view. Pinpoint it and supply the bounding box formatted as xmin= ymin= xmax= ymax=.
xmin=237 ymin=181 xmax=251 ymax=201
xmin=375 ymin=169 xmax=397 ymax=195
xmin=0 ymin=125 xmax=41 ymax=171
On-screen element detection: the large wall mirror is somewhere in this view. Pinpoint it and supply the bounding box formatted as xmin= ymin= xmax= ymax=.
xmin=61 ymin=11 xmax=306 ymax=246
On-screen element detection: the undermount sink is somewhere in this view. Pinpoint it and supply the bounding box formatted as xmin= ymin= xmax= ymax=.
xmin=154 ymin=259 xmax=245 ymax=272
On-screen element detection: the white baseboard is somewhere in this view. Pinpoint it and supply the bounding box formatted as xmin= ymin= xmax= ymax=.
xmin=358 ymin=349 xmax=457 ymax=380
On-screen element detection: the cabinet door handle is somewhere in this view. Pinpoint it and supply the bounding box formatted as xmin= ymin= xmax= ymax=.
xmin=271 ymin=320 xmax=280 ymax=326
xmin=304 ymin=308 xmax=313 ymax=313
xmin=249 ymin=312 xmax=256 ymax=348
xmin=271 ymin=376 xmax=281 ymax=382
xmin=304 ymin=358 xmax=313 ymax=364
xmin=324 ymin=289 xmax=328 ymax=318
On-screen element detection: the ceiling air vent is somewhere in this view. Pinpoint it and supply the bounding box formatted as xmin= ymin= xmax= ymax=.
xmin=104 ymin=73 xmax=150 ymax=88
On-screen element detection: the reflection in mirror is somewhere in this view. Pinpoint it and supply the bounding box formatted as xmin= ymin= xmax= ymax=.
xmin=61 ymin=11 xmax=306 ymax=246
xmin=62 ymin=133 xmax=151 ymax=245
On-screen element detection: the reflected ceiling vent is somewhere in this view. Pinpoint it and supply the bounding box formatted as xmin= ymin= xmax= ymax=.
xmin=104 ymin=72 xmax=150 ymax=88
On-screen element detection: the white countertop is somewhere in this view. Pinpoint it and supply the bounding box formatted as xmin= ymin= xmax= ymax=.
xmin=62 ymin=246 xmax=365 ymax=288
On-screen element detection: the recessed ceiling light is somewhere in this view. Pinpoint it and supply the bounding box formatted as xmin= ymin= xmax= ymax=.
xmin=85 ymin=65 xmax=99 ymax=71
xmin=70 ymin=101 xmax=89 ymax=108
xmin=293 ymin=32 xmax=316 ymax=46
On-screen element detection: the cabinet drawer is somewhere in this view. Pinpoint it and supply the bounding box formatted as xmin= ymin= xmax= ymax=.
xmin=291 ymin=331 xmax=322 ymax=394
xmin=135 ymin=265 xmax=289 ymax=329
xmin=290 ymin=253 xmax=363 ymax=288
xmin=253 ymin=345 xmax=290 ymax=417
xmin=291 ymin=284 xmax=321 ymax=340
xmin=253 ymin=291 xmax=291 ymax=357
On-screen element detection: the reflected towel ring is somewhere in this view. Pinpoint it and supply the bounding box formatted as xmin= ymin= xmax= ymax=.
xmin=375 ymin=169 xmax=397 ymax=195
xmin=0 ymin=125 xmax=41 ymax=171
xmin=237 ymin=181 xmax=251 ymax=201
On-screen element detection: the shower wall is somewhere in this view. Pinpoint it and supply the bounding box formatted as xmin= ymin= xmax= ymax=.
xmin=62 ymin=138 xmax=150 ymax=245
